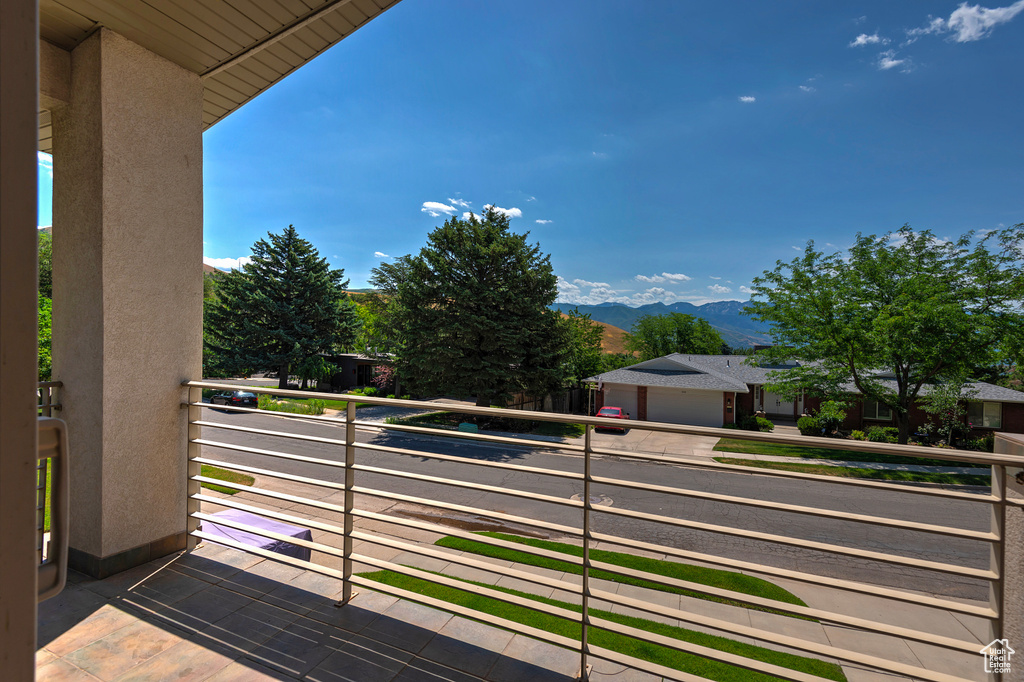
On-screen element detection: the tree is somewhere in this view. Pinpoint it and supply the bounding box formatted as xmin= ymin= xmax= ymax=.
xmin=38 ymin=230 xmax=52 ymax=298
xmin=920 ymin=376 xmax=977 ymax=446
xmin=369 ymin=208 xmax=566 ymax=407
xmin=38 ymin=297 xmax=52 ymax=381
xmin=561 ymin=309 xmax=604 ymax=385
xmin=624 ymin=312 xmax=725 ymax=361
xmin=746 ymin=224 xmax=1024 ymax=444
xmin=205 ymin=225 xmax=355 ymax=389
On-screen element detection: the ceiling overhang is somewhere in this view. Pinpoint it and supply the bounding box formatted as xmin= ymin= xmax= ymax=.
xmin=38 ymin=0 xmax=401 ymax=152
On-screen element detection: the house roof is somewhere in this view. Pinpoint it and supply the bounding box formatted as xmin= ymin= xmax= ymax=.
xmin=587 ymin=353 xmax=1024 ymax=403
xmin=38 ymin=0 xmax=402 ymax=152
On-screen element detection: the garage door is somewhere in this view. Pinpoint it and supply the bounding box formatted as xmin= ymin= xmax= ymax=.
xmin=602 ymin=385 xmax=637 ymax=419
xmin=647 ymin=387 xmax=722 ymax=427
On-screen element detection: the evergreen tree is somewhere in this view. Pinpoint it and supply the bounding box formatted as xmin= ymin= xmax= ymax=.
xmin=205 ymin=225 xmax=354 ymax=388
xmin=370 ymin=208 xmax=566 ymax=407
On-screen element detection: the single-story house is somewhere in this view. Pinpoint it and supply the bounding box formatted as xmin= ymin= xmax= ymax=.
xmin=325 ymin=353 xmax=379 ymax=391
xmin=586 ymin=354 xmax=1024 ymax=434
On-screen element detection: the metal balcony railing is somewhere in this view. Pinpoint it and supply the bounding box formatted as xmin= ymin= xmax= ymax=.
xmin=36 ymin=381 xmax=62 ymax=562
xmin=184 ymin=380 xmax=1023 ymax=682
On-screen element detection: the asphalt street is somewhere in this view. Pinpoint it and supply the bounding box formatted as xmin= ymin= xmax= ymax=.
xmin=195 ymin=406 xmax=993 ymax=600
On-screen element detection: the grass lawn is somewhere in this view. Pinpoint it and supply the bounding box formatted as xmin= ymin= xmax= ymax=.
xmin=713 ymin=438 xmax=969 ymax=467
xmin=714 ymin=458 xmax=990 ymax=486
xmin=437 ymin=532 xmax=808 ymax=617
xmin=200 ymin=464 xmax=256 ymax=495
xmin=388 ymin=411 xmax=586 ymax=438
xmin=359 ymin=569 xmax=846 ymax=682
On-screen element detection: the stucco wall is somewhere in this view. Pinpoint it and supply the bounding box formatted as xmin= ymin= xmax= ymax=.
xmin=993 ymin=434 xmax=1023 ymax=681
xmin=52 ymin=28 xmax=203 ymax=561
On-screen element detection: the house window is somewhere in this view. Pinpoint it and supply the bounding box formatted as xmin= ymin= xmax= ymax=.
xmin=967 ymin=401 xmax=1002 ymax=429
xmin=863 ymin=399 xmax=892 ymax=420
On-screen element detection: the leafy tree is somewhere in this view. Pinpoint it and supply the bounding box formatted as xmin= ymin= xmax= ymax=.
xmin=746 ymin=224 xmax=1024 ymax=444
xmin=920 ymin=376 xmax=977 ymax=446
xmin=38 ymin=296 xmax=52 ymax=381
xmin=38 ymin=230 xmax=52 ymax=298
xmin=561 ymin=309 xmax=604 ymax=385
xmin=624 ymin=312 xmax=725 ymax=361
xmin=598 ymin=352 xmax=639 ymax=373
xmin=205 ymin=225 xmax=355 ymax=389
xmin=369 ymin=208 xmax=566 ymax=408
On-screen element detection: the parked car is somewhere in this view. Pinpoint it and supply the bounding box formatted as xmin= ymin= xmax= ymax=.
xmin=596 ymin=406 xmax=630 ymax=432
xmin=209 ymin=390 xmax=258 ymax=410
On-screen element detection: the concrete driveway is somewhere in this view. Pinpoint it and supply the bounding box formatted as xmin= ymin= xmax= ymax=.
xmin=582 ymin=425 xmax=720 ymax=459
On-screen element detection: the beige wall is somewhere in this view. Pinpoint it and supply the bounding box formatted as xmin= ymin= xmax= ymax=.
xmin=52 ymin=28 xmax=203 ymax=563
xmin=0 ymin=0 xmax=42 ymax=676
xmin=994 ymin=434 xmax=1024 ymax=681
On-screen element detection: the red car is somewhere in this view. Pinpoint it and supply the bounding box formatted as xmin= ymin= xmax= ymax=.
xmin=596 ymin=406 xmax=630 ymax=432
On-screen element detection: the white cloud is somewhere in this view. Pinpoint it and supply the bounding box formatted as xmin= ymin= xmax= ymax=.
xmin=204 ymin=256 xmax=252 ymax=270
xmin=799 ymin=85 xmax=816 ymax=92
xmin=374 ymin=251 xmax=390 ymax=258
xmin=635 ymin=272 xmax=692 ymax=283
xmin=738 ymin=96 xmax=756 ymax=103
xmin=447 ymin=197 xmax=471 ymax=209
xmin=38 ymin=151 xmax=53 ymax=178
xmin=907 ymin=1 xmax=1024 ymax=43
xmin=574 ymin=278 xmax=610 ymax=288
xmin=709 ymin=276 xmax=721 ymax=280
xmin=462 ymin=211 xmax=480 ymax=221
xmin=850 ymin=32 xmax=888 ymax=47
xmin=483 ymin=204 xmax=522 ymax=219
xmin=592 ymin=151 xmax=608 ymax=159
xmin=708 ymin=284 xmax=732 ymax=294
xmin=877 ymin=50 xmax=912 ymax=71
xmin=535 ymin=219 xmax=553 ymax=224
xmin=421 ymin=201 xmax=458 ymax=217
xmin=526 ymin=196 xmax=537 ymax=202
xmin=739 ymin=285 xmax=754 ymax=294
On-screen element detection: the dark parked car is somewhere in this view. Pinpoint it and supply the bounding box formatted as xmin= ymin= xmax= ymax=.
xmin=209 ymin=390 xmax=258 ymax=410
xmin=595 ymin=406 xmax=630 ymax=432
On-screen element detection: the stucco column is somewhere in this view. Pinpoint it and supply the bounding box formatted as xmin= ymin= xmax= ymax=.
xmin=51 ymin=29 xmax=203 ymax=578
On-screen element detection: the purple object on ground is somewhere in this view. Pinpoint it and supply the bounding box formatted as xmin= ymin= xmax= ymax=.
xmin=202 ymin=509 xmax=312 ymax=561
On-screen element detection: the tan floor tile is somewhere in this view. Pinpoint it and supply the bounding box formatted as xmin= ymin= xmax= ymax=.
xmin=63 ymin=618 xmax=186 ymax=681
xmin=110 ymin=639 xmax=235 ymax=682
xmin=44 ymin=604 xmax=141 ymax=657
xmin=36 ymin=658 xmax=102 ymax=682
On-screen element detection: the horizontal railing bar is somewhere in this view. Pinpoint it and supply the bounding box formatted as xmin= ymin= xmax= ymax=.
xmin=364 ymin=419 xmax=587 ymax=454
xmin=193 ymin=420 xmax=348 ymax=446
xmin=186 ymin=400 xmax=359 ymax=425
xmin=192 ymin=437 xmax=347 ymax=470
xmin=192 ymin=493 xmax=350 ymax=537
xmin=349 ymin=530 xmax=583 ymax=595
xmin=349 ymin=508 xmax=585 ymax=567
xmin=589 ymin=531 xmax=996 ymax=619
xmin=192 ymin=511 xmax=334 ymax=558
xmin=37 ymin=381 xmax=62 ymax=388
xmin=588 ymin=646 xmax=770 ymax=682
xmin=589 ymin=474 xmax=995 ymax=541
xmin=586 ymin=565 xmax=981 ymax=654
xmin=588 ymin=600 xmax=970 ymax=682
xmin=355 ymin=440 xmax=585 ymax=480
xmin=590 ymin=629 xmax=833 ymax=682
xmin=347 ymin=574 xmax=580 ymax=651
xmin=349 ymin=552 xmax=581 ymax=623
xmin=192 ymin=457 xmax=345 ymax=492
xmin=350 ymin=485 xmax=581 ymax=537
xmin=595 ymin=447 xmax=998 ymax=503
xmin=350 ymin=463 xmax=584 ymax=509
xmin=594 ymin=504 xmax=994 ymax=579
xmin=185 ymin=381 xmax=1024 ymax=467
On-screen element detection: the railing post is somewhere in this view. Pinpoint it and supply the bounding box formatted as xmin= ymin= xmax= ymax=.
xmin=186 ymin=386 xmax=202 ymax=551
xmin=579 ymin=425 xmax=592 ymax=681
xmin=993 ymin=435 xmax=1024 ymax=682
xmin=340 ymin=399 xmax=357 ymax=604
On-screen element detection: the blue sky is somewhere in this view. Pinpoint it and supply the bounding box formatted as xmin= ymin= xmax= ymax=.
xmin=37 ymin=1 xmax=1024 ymax=305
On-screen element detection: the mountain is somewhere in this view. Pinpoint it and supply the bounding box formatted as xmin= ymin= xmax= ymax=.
xmin=552 ymin=300 xmax=771 ymax=350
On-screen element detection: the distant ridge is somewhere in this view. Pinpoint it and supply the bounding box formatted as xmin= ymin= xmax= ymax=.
xmin=552 ymin=300 xmax=771 ymax=349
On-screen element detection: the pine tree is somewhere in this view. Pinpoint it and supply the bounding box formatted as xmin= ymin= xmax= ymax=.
xmin=370 ymin=208 xmax=566 ymax=407
xmin=205 ymin=225 xmax=354 ymax=388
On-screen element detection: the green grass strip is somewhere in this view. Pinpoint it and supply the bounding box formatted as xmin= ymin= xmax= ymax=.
xmin=436 ymin=532 xmax=808 ymax=618
xmin=359 ymin=569 xmax=846 ymax=682
xmin=713 ymin=438 xmax=973 ymax=467
xmin=389 ymin=411 xmax=585 ymax=438
xmin=714 ymin=458 xmax=990 ymax=486
xmin=200 ymin=464 xmax=255 ymax=495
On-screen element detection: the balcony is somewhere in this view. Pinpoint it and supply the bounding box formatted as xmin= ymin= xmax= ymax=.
xmin=36 ymin=382 xmax=1024 ymax=682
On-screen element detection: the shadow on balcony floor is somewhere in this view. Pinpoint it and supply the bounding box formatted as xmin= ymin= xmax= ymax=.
xmin=36 ymin=543 xmax=652 ymax=682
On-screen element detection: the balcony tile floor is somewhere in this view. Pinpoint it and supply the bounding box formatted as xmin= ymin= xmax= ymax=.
xmin=36 ymin=543 xmax=649 ymax=682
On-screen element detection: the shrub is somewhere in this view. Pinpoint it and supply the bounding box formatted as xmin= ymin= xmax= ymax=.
xmin=755 ymin=416 xmax=774 ymax=432
xmin=866 ymin=426 xmax=898 ymax=443
xmin=387 ymin=394 xmax=396 ymax=399
xmin=257 ymin=393 xmax=274 ymax=410
xmin=722 ymin=423 xmax=741 ymax=430
xmin=362 ymin=386 xmax=378 ymax=397
xmin=850 ymin=430 xmax=866 ymax=441
xmin=740 ymin=415 xmax=758 ymax=430
xmin=797 ymin=416 xmax=820 ymax=436
xmin=401 ymin=394 xmax=411 ymax=400
xmin=816 ymin=400 xmax=847 ymax=435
